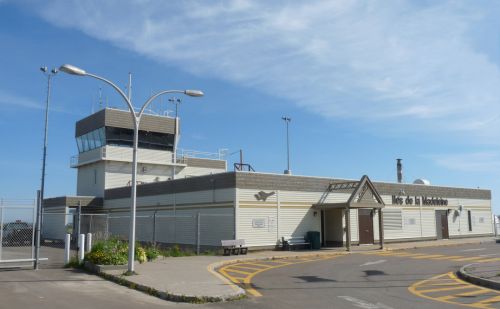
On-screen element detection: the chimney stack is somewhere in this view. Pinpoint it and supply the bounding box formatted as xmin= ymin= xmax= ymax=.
xmin=397 ymin=158 xmax=403 ymax=183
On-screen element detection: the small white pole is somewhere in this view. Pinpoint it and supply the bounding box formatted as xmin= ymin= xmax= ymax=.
xmin=78 ymin=234 xmax=85 ymax=262
xmin=196 ymin=213 xmax=201 ymax=255
xmin=64 ymin=233 xmax=71 ymax=265
xmin=86 ymin=233 xmax=92 ymax=253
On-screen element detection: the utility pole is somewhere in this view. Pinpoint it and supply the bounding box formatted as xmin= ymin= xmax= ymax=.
xmin=282 ymin=116 xmax=291 ymax=175
xmin=35 ymin=66 xmax=58 ymax=270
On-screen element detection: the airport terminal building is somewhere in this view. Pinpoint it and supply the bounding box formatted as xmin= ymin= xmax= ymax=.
xmin=43 ymin=108 xmax=495 ymax=250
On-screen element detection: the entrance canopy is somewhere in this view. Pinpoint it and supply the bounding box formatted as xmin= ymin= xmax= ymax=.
xmin=313 ymin=175 xmax=385 ymax=251
xmin=313 ymin=175 xmax=385 ymax=210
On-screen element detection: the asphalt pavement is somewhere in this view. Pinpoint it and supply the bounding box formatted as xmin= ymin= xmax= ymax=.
xmin=210 ymin=242 xmax=500 ymax=309
xmin=0 ymin=239 xmax=498 ymax=308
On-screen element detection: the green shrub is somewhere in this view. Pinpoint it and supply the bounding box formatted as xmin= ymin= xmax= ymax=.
xmin=84 ymin=238 xmax=128 ymax=265
xmin=144 ymin=245 xmax=160 ymax=261
xmin=65 ymin=256 xmax=83 ymax=268
xmin=160 ymin=245 xmax=196 ymax=257
xmin=136 ymin=246 xmax=147 ymax=264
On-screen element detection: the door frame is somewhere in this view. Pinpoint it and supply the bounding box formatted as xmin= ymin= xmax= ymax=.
xmin=358 ymin=209 xmax=374 ymax=245
xmin=435 ymin=210 xmax=449 ymax=239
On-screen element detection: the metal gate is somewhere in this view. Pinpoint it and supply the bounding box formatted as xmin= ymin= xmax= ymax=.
xmin=0 ymin=200 xmax=36 ymax=268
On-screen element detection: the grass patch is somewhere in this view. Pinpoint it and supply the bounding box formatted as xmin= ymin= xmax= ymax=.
xmin=65 ymin=256 xmax=83 ymax=268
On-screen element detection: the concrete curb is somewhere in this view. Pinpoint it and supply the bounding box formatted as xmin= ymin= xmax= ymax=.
xmin=457 ymin=264 xmax=500 ymax=291
xmin=83 ymin=262 xmax=244 ymax=303
xmin=385 ymin=238 xmax=495 ymax=252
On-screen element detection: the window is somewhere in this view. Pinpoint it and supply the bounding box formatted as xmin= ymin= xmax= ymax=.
xmin=82 ymin=133 xmax=89 ymax=152
xmin=76 ymin=127 xmax=107 ymax=153
xmin=93 ymin=130 xmax=102 ymax=148
xmin=76 ymin=136 xmax=83 ymax=153
xmin=468 ymin=210 xmax=472 ymax=231
xmin=383 ymin=209 xmax=403 ymax=230
xmin=105 ymin=127 xmax=174 ymax=151
xmin=77 ymin=126 xmax=174 ymax=153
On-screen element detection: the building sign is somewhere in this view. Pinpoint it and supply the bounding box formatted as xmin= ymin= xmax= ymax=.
xmin=252 ymin=218 xmax=267 ymax=228
xmin=392 ymin=195 xmax=448 ymax=206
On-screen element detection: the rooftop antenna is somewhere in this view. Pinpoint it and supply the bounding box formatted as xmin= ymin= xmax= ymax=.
xmin=127 ymin=72 xmax=132 ymax=103
xmin=282 ymin=116 xmax=292 ymax=175
xmin=98 ymin=87 xmax=103 ymax=109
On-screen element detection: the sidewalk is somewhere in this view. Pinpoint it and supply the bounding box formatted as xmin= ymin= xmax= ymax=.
xmin=94 ymin=236 xmax=496 ymax=303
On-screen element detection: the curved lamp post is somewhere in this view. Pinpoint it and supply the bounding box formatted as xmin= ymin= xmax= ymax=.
xmin=59 ymin=64 xmax=203 ymax=273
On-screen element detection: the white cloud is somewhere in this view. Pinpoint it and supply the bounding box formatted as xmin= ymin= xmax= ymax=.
xmin=27 ymin=1 xmax=500 ymax=140
xmin=0 ymin=89 xmax=42 ymax=110
xmin=428 ymin=152 xmax=500 ymax=172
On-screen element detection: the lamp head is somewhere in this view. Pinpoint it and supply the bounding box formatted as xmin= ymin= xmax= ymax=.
xmin=40 ymin=67 xmax=48 ymax=73
xmin=51 ymin=68 xmax=58 ymax=74
xmin=184 ymin=90 xmax=204 ymax=97
xmin=59 ymin=64 xmax=86 ymax=76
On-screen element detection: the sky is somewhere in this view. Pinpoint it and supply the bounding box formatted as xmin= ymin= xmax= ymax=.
xmin=0 ymin=1 xmax=499 ymax=215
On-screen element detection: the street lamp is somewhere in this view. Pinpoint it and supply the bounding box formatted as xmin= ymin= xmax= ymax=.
xmin=59 ymin=64 xmax=204 ymax=273
xmin=35 ymin=66 xmax=58 ymax=270
xmin=282 ymin=116 xmax=292 ymax=175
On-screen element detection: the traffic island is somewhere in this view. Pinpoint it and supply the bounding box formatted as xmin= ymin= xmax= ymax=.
xmin=457 ymin=262 xmax=500 ymax=291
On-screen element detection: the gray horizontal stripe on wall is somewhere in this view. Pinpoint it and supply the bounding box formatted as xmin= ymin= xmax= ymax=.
xmin=76 ymin=108 xmax=175 ymax=137
xmin=105 ymin=172 xmax=490 ymax=201
xmin=234 ymin=173 xmax=491 ymax=200
xmin=105 ymin=172 xmax=236 ymax=200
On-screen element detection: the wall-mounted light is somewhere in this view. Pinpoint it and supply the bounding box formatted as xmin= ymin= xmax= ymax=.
xmin=313 ymin=211 xmax=318 ymax=217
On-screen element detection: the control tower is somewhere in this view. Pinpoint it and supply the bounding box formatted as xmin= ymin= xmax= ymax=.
xmin=70 ymin=108 xmax=227 ymax=197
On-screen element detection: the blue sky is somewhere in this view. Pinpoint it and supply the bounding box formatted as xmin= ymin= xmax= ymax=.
xmin=1 ymin=1 xmax=500 ymax=215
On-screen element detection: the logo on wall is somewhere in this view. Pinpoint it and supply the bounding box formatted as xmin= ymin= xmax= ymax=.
xmin=255 ymin=191 xmax=276 ymax=201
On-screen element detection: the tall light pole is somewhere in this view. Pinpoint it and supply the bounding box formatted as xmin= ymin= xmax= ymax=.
xmin=169 ymin=97 xmax=181 ymax=180
xmin=35 ymin=66 xmax=58 ymax=270
xmin=59 ymin=64 xmax=203 ymax=273
xmin=282 ymin=116 xmax=291 ymax=175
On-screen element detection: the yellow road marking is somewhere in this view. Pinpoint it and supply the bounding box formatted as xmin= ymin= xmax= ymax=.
xmin=456 ymin=289 xmax=493 ymax=297
xmin=428 ymin=281 xmax=464 ymax=286
xmin=224 ymin=268 xmax=253 ymax=275
xmin=452 ymin=256 xmax=487 ymax=262
xmin=416 ymin=285 xmax=473 ymax=293
xmin=243 ymin=262 xmax=275 ymax=268
xmin=229 ymin=265 xmax=266 ymax=271
xmin=477 ymin=258 xmax=500 ymax=263
xmin=412 ymin=254 xmax=446 ymax=259
xmin=431 ymin=255 xmax=465 ymax=260
xmin=218 ymin=255 xmax=339 ymax=297
xmin=477 ymin=295 xmax=500 ymax=305
xmin=409 ymin=272 xmax=500 ymax=309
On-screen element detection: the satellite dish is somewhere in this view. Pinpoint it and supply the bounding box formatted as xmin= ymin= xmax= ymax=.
xmin=413 ymin=179 xmax=430 ymax=185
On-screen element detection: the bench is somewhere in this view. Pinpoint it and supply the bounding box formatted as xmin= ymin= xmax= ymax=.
xmin=281 ymin=236 xmax=311 ymax=251
xmin=221 ymin=239 xmax=248 ymax=256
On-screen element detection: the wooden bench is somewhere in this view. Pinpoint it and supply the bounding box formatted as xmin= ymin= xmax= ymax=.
xmin=281 ymin=236 xmax=311 ymax=251
xmin=221 ymin=239 xmax=248 ymax=256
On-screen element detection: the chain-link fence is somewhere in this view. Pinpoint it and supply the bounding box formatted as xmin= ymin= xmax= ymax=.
xmin=40 ymin=212 xmax=109 ymax=267
xmin=108 ymin=212 xmax=234 ymax=254
xmin=0 ymin=199 xmax=36 ymax=268
xmin=37 ymin=210 xmax=233 ymax=266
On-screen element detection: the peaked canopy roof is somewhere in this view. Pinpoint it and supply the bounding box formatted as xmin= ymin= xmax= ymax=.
xmin=313 ymin=175 xmax=385 ymax=209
